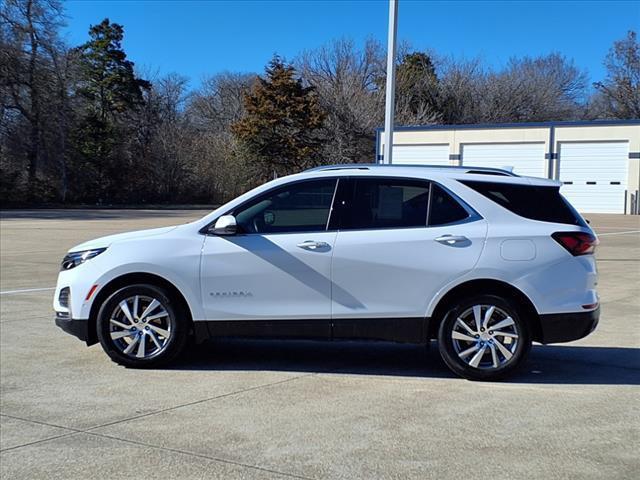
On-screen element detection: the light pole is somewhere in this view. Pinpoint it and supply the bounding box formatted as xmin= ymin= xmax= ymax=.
xmin=382 ymin=0 xmax=398 ymax=165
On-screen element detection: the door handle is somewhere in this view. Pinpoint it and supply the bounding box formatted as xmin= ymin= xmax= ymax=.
xmin=435 ymin=235 xmax=469 ymax=245
xmin=297 ymin=240 xmax=330 ymax=251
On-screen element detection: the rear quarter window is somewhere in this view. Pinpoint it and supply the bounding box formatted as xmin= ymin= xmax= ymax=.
xmin=461 ymin=180 xmax=586 ymax=226
xmin=428 ymin=184 xmax=471 ymax=226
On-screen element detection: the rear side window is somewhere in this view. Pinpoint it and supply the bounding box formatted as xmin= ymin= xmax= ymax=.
xmin=336 ymin=178 xmax=430 ymax=230
xmin=428 ymin=184 xmax=471 ymax=226
xmin=461 ymin=180 xmax=586 ymax=226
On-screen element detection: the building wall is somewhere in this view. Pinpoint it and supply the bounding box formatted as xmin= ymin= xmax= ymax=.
xmin=376 ymin=121 xmax=640 ymax=213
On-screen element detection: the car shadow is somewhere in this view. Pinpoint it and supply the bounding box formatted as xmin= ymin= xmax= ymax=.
xmin=168 ymin=339 xmax=640 ymax=385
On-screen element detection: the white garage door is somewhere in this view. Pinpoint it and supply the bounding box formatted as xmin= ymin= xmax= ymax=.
xmin=391 ymin=144 xmax=450 ymax=166
xmin=461 ymin=143 xmax=547 ymax=178
xmin=558 ymin=142 xmax=629 ymax=214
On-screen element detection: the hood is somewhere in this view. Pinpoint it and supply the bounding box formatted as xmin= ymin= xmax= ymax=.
xmin=69 ymin=226 xmax=178 ymax=252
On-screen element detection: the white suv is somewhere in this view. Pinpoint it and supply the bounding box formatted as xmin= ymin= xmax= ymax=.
xmin=54 ymin=165 xmax=599 ymax=380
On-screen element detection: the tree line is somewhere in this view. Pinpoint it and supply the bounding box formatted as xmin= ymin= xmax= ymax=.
xmin=1 ymin=0 xmax=638 ymax=206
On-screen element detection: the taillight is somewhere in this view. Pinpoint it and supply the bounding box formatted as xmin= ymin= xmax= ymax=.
xmin=552 ymin=232 xmax=598 ymax=256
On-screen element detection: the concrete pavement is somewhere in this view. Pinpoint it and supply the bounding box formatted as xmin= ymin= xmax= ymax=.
xmin=1 ymin=210 xmax=638 ymax=479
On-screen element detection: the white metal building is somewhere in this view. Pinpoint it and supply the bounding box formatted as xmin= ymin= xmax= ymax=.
xmin=376 ymin=120 xmax=640 ymax=214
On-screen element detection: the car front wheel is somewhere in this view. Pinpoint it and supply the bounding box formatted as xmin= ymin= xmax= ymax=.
xmin=438 ymin=294 xmax=531 ymax=381
xmin=96 ymin=284 xmax=188 ymax=368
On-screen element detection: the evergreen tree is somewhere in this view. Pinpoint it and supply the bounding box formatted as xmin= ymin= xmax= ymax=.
xmin=232 ymin=56 xmax=326 ymax=179
xmin=395 ymin=52 xmax=441 ymax=124
xmin=71 ymin=18 xmax=150 ymax=202
xmin=76 ymin=18 xmax=150 ymax=122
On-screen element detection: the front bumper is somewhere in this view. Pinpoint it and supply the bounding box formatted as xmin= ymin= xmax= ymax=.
xmin=55 ymin=312 xmax=90 ymax=343
xmin=538 ymin=306 xmax=600 ymax=344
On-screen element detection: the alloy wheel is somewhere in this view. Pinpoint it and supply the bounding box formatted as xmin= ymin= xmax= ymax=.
xmin=108 ymin=295 xmax=172 ymax=359
xmin=451 ymin=304 xmax=520 ymax=369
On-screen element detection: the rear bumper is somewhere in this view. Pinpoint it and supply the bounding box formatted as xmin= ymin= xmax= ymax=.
xmin=538 ymin=306 xmax=600 ymax=344
xmin=55 ymin=313 xmax=89 ymax=343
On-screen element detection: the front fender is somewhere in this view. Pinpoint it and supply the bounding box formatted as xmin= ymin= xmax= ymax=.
xmin=77 ymin=263 xmax=204 ymax=321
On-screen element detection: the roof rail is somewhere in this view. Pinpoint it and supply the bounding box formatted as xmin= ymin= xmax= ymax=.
xmin=304 ymin=164 xmax=374 ymax=172
xmin=305 ymin=163 xmax=518 ymax=176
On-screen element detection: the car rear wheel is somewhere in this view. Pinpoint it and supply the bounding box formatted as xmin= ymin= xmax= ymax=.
xmin=438 ymin=294 xmax=531 ymax=381
xmin=97 ymin=284 xmax=188 ymax=368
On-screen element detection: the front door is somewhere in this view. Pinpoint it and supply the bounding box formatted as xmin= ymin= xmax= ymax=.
xmin=201 ymin=178 xmax=338 ymax=325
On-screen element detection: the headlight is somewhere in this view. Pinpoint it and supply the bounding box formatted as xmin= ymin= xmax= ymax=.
xmin=61 ymin=248 xmax=107 ymax=271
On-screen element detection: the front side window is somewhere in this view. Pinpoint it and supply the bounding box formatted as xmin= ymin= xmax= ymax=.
xmin=233 ymin=179 xmax=337 ymax=234
xmin=336 ymin=178 xmax=430 ymax=230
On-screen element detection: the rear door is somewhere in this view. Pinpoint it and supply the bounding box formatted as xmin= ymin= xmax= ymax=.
xmin=330 ymin=177 xmax=487 ymax=333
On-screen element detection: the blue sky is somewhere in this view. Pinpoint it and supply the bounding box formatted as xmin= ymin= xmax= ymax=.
xmin=63 ymin=0 xmax=640 ymax=89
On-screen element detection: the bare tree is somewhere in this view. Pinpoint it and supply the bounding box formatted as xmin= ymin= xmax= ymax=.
xmin=594 ymin=31 xmax=640 ymax=119
xmin=437 ymin=57 xmax=485 ymax=124
xmin=297 ymin=38 xmax=384 ymax=163
xmin=0 ymin=0 xmax=64 ymax=187
xmin=189 ymin=72 xmax=252 ymax=132
xmin=479 ymin=54 xmax=588 ymax=123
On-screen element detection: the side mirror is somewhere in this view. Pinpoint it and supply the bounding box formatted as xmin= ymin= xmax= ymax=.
xmin=211 ymin=215 xmax=237 ymax=235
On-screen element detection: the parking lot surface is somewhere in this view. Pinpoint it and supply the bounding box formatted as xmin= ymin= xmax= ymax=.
xmin=1 ymin=209 xmax=638 ymax=479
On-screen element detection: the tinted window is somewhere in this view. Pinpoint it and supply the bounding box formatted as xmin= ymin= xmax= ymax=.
xmin=461 ymin=180 xmax=586 ymax=226
xmin=337 ymin=178 xmax=430 ymax=230
xmin=428 ymin=184 xmax=470 ymax=226
xmin=233 ymin=179 xmax=336 ymax=233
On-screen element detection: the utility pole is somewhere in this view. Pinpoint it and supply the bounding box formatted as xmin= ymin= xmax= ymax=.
xmin=382 ymin=0 xmax=398 ymax=165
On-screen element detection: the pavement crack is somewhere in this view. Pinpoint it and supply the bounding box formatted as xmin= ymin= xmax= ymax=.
xmin=0 ymin=413 xmax=84 ymax=453
xmin=0 ymin=409 xmax=317 ymax=479
xmin=85 ymin=430 xmax=317 ymax=480
xmin=85 ymin=372 xmax=315 ymax=432
xmin=0 ymin=413 xmax=83 ymax=433
xmin=0 ymin=374 xmax=316 ymax=457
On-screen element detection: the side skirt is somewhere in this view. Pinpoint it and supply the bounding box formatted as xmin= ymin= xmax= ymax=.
xmin=193 ymin=317 xmax=430 ymax=344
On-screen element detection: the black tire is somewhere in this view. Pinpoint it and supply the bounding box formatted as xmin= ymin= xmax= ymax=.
xmin=437 ymin=294 xmax=531 ymax=381
xmin=97 ymin=284 xmax=189 ymax=368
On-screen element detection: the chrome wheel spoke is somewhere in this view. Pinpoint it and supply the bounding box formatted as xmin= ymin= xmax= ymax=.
xmin=123 ymin=336 xmax=139 ymax=355
xmin=110 ymin=330 xmax=133 ymax=340
xmin=145 ymin=310 xmax=169 ymax=322
xmin=139 ymin=299 xmax=161 ymax=321
xmin=110 ymin=318 xmax=131 ymax=330
xmin=148 ymin=330 xmax=163 ymax=349
xmin=472 ymin=305 xmax=483 ymax=332
xmin=469 ymin=345 xmax=487 ymax=368
xmin=452 ymin=331 xmax=476 ymax=342
xmin=136 ymin=335 xmax=146 ymax=358
xmin=456 ymin=318 xmax=476 ymax=336
xmin=491 ymin=317 xmax=515 ymax=331
xmin=148 ymin=323 xmax=169 ymax=338
xmin=493 ymin=330 xmax=518 ymax=339
xmin=119 ymin=301 xmax=135 ymax=324
xmin=458 ymin=344 xmax=479 ymax=359
xmin=482 ymin=306 xmax=495 ymax=329
xmin=493 ymin=338 xmax=513 ymax=360
xmin=132 ymin=295 xmax=140 ymax=320
xmin=490 ymin=343 xmax=499 ymax=368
